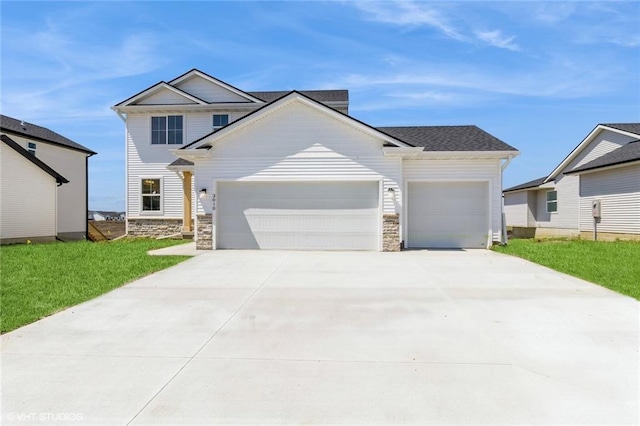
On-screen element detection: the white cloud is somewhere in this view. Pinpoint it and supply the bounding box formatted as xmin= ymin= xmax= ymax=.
xmin=474 ymin=30 xmax=521 ymax=51
xmin=352 ymin=1 xmax=466 ymax=41
xmin=352 ymin=1 xmax=524 ymax=51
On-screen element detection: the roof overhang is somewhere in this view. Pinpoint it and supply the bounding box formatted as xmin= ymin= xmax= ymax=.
xmin=171 ymin=147 xmax=211 ymax=162
xmin=113 ymin=82 xmax=208 ymax=109
xmin=169 ymin=69 xmax=265 ymax=104
xmin=565 ymin=159 xmax=640 ymax=175
xmin=545 ymin=124 xmax=640 ymax=183
xmin=181 ymin=92 xmax=412 ymax=151
xmin=113 ymin=103 xmax=261 ymax=114
xmin=384 ymin=149 xmax=519 ymax=160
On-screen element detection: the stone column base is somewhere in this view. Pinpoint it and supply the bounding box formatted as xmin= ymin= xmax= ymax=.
xmin=383 ymin=213 xmax=400 ymax=252
xmin=196 ymin=214 xmax=213 ymax=250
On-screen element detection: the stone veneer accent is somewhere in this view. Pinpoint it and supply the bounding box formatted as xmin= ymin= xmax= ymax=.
xmin=196 ymin=214 xmax=213 ymax=250
xmin=127 ymin=218 xmax=183 ymax=238
xmin=382 ymin=213 xmax=400 ymax=252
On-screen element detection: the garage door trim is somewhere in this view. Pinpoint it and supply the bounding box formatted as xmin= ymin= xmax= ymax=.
xmin=403 ymin=179 xmax=492 ymax=248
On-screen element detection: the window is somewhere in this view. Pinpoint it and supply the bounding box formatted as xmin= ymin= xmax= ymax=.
xmin=546 ymin=190 xmax=557 ymax=213
xmin=151 ymin=116 xmax=183 ymax=145
xmin=212 ymin=114 xmax=229 ymax=130
xmin=141 ymin=178 xmax=161 ymax=212
xmin=27 ymin=142 xmax=36 ymax=156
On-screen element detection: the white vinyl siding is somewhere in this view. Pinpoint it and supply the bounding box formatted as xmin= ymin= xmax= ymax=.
xmin=5 ymin=134 xmax=88 ymax=237
xmin=1 ymin=141 xmax=57 ymax=240
xmin=403 ymin=159 xmax=501 ymax=244
xmin=173 ymin=76 xmax=254 ymax=103
xmin=504 ymin=191 xmax=529 ymax=227
xmin=217 ymin=181 xmax=379 ymax=250
xmin=126 ymin=114 xmax=186 ymax=218
xmin=578 ymin=165 xmax=640 ymax=234
xmin=137 ymin=89 xmax=198 ymax=105
xmin=192 ymin=101 xmax=401 ymax=249
xmin=407 ymin=181 xmax=488 ymax=248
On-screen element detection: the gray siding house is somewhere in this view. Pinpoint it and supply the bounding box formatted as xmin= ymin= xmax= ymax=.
xmin=504 ymin=123 xmax=640 ymax=240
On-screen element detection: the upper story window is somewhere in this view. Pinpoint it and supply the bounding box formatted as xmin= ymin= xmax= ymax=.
xmin=546 ymin=190 xmax=558 ymax=213
xmin=212 ymin=114 xmax=229 ymax=130
xmin=151 ymin=115 xmax=183 ymax=145
xmin=27 ymin=142 xmax=36 ymax=156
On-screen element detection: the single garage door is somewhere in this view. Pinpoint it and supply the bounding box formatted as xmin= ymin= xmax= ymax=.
xmin=217 ymin=181 xmax=379 ymax=250
xmin=407 ymin=181 xmax=488 ymax=248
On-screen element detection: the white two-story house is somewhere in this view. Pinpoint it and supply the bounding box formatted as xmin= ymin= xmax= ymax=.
xmin=1 ymin=115 xmax=96 ymax=243
xmin=113 ymin=69 xmax=518 ymax=251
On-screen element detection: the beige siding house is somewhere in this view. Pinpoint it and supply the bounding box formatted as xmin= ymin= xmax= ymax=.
xmin=0 ymin=135 xmax=68 ymax=243
xmin=504 ymin=124 xmax=640 ymax=240
xmin=0 ymin=116 xmax=96 ymax=243
xmin=113 ymin=69 xmax=518 ymax=250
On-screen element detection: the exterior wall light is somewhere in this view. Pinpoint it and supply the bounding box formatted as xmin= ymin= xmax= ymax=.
xmin=199 ymin=188 xmax=207 ymax=198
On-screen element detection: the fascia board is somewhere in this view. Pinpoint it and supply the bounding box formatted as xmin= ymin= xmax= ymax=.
xmin=169 ymin=70 xmax=264 ymax=104
xmin=114 ymin=83 xmax=207 ymax=108
xmin=565 ymin=159 xmax=640 ymax=175
xmin=183 ymin=93 xmax=412 ymax=151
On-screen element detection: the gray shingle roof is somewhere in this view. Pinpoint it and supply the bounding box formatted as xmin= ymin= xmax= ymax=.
xmin=602 ymin=123 xmax=640 ymax=135
xmin=568 ymin=140 xmax=640 ymax=174
xmin=1 ymin=135 xmax=68 ymax=184
xmin=0 ymin=114 xmax=96 ymax=155
xmin=376 ymin=125 xmax=518 ymax=152
xmin=168 ymin=158 xmax=194 ymax=167
xmin=248 ymin=90 xmax=348 ymax=103
xmin=503 ymin=176 xmax=548 ymax=193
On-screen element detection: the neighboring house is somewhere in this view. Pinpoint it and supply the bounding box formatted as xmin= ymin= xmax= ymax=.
xmin=504 ymin=123 xmax=640 ymax=240
xmin=1 ymin=135 xmax=68 ymax=243
xmin=0 ymin=115 xmax=96 ymax=243
xmin=113 ymin=69 xmax=518 ymax=251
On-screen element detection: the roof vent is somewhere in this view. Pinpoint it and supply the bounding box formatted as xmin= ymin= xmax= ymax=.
xmin=20 ymin=120 xmax=26 ymax=129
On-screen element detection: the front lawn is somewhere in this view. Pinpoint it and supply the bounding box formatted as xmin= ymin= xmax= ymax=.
xmin=0 ymin=239 xmax=190 ymax=333
xmin=493 ymin=239 xmax=640 ymax=300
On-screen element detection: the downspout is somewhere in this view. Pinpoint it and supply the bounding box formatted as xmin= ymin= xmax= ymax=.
xmin=500 ymin=155 xmax=515 ymax=245
xmin=501 ymin=154 xmax=514 ymax=171
xmin=112 ymin=107 xmax=129 ymax=238
xmin=85 ymin=153 xmax=96 ymax=241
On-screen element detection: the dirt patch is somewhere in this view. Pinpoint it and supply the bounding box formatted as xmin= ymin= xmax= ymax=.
xmin=89 ymin=221 xmax=126 ymax=240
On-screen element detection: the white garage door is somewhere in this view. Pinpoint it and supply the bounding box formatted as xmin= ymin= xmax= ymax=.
xmin=217 ymin=181 xmax=379 ymax=250
xmin=407 ymin=181 xmax=488 ymax=248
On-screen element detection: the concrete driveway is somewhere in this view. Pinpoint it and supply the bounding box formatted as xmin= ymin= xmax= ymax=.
xmin=2 ymin=249 xmax=638 ymax=425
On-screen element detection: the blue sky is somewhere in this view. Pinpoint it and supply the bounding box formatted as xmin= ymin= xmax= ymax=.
xmin=2 ymin=1 xmax=639 ymax=211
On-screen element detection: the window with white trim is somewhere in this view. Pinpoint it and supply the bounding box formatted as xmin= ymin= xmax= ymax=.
xmin=212 ymin=114 xmax=229 ymax=130
xmin=546 ymin=190 xmax=557 ymax=213
xmin=27 ymin=142 xmax=36 ymax=156
xmin=151 ymin=115 xmax=183 ymax=145
xmin=141 ymin=178 xmax=162 ymax=212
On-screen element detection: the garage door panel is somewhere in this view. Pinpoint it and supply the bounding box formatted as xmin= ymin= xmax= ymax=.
xmin=217 ymin=182 xmax=379 ymax=250
xmin=408 ymin=182 xmax=488 ymax=249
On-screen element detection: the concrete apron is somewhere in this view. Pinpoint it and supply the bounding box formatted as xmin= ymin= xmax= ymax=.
xmin=1 ymin=250 xmax=638 ymax=425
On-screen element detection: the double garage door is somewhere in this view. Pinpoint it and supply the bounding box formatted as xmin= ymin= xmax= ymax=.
xmin=217 ymin=181 xmax=379 ymax=250
xmin=215 ymin=181 xmax=489 ymax=250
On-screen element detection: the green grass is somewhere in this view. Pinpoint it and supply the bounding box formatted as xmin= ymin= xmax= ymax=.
xmin=1 ymin=239 xmax=190 ymax=333
xmin=493 ymin=239 xmax=640 ymax=300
